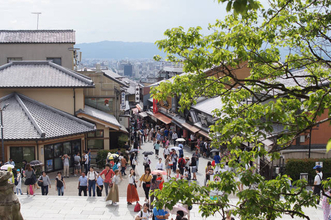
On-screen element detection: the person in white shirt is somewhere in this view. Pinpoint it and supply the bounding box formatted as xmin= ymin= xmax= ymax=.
xmin=155 ymin=158 xmax=164 ymax=170
xmin=87 ymin=167 xmax=97 ymax=197
xmin=84 ymin=151 xmax=89 ymax=175
xmin=172 ymin=132 xmax=178 ymax=146
xmin=313 ymin=165 xmax=323 ymax=204
xmin=163 ymin=145 xmax=170 ymax=160
xmin=135 ymin=203 xmax=152 ymax=220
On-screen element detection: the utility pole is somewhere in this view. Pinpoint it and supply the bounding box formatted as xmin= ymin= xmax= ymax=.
xmin=31 ymin=12 xmax=42 ymax=30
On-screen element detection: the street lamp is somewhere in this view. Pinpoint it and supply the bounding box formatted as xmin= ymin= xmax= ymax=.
xmin=0 ymin=103 xmax=9 ymax=162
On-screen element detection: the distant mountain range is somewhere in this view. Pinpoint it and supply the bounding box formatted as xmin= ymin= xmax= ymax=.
xmin=76 ymin=41 xmax=166 ymax=59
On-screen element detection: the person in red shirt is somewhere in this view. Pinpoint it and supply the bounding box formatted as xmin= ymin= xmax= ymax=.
xmin=100 ymin=164 xmax=115 ymax=196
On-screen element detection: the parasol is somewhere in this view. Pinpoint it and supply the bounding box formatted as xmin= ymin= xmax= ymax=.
xmin=0 ymin=164 xmax=14 ymax=170
xmin=176 ymin=138 xmax=186 ymax=142
xmin=151 ymin=170 xmax=167 ymax=175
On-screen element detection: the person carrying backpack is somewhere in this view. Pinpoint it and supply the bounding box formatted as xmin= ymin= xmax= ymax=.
xmin=135 ymin=203 xmax=152 ymax=220
xmin=178 ymin=155 xmax=186 ymax=175
xmin=313 ymin=165 xmax=323 ymax=204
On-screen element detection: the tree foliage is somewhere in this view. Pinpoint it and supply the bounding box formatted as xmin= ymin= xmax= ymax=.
xmin=151 ymin=0 xmax=331 ymax=219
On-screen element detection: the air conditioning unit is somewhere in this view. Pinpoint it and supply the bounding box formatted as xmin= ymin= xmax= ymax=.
xmin=300 ymin=135 xmax=305 ymax=143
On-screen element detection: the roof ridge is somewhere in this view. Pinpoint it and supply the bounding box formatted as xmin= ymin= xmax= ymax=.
xmin=18 ymin=93 xmax=95 ymax=129
xmin=0 ymin=93 xmax=14 ymax=103
xmin=14 ymin=93 xmax=45 ymax=138
xmin=48 ymin=62 xmax=94 ymax=85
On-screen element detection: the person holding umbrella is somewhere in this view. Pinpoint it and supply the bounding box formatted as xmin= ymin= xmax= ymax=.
xmin=178 ymin=142 xmax=184 ymax=158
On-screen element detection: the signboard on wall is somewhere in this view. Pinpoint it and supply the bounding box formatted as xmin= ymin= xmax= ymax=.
xmin=135 ymin=86 xmax=140 ymax=103
xmin=120 ymin=92 xmax=126 ymax=110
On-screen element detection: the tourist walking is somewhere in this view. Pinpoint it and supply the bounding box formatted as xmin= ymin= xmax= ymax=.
xmin=62 ymin=154 xmax=70 ymax=178
xmin=100 ymin=164 xmax=115 ymax=196
xmin=171 ymin=149 xmax=178 ymax=173
xmin=130 ymin=153 xmax=137 ymax=171
xmin=120 ymin=154 xmax=127 ymax=176
xmin=38 ymin=171 xmax=51 ymax=195
xmin=155 ymin=158 xmax=164 ymax=170
xmin=163 ymin=145 xmax=170 ymax=160
xmin=74 ymin=152 xmax=81 ymax=177
xmin=190 ymin=156 xmax=197 ymax=180
xmin=135 ymin=203 xmax=152 ymax=220
xmin=313 ymin=165 xmax=323 ymax=204
xmin=24 ymin=163 xmax=36 ymax=196
xmin=127 ymin=169 xmax=139 ymax=205
xmin=55 ymin=172 xmax=65 ymax=196
xmin=87 ymin=167 xmax=97 ymax=197
xmin=139 ymin=168 xmax=152 ymax=202
xmin=154 ymin=141 xmax=161 ymax=158
xmin=192 ymin=149 xmax=201 ymax=172
xmin=83 ymin=151 xmax=89 ymax=175
xmin=172 ymin=132 xmax=178 ymax=146
xmin=78 ymin=172 xmax=88 ymax=196
xmin=165 ymin=155 xmax=171 ymax=179
xmin=106 ymin=170 xmax=120 ymax=205
xmin=149 ymin=174 xmax=164 ymax=209
xmin=96 ymin=173 xmax=104 ymax=197
xmin=15 ymin=169 xmax=23 ymax=195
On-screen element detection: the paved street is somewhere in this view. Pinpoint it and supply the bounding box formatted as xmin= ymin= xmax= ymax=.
xmin=18 ymin=141 xmax=324 ymax=219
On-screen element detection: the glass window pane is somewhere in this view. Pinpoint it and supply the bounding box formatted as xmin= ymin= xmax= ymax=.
xmin=10 ymin=147 xmax=23 ymax=164
xmin=63 ymin=142 xmax=71 ymax=155
xmin=87 ymin=139 xmax=104 ymax=149
xmin=46 ymin=159 xmax=53 ymax=172
xmin=96 ymin=130 xmax=104 ymax=138
xmin=87 ymin=132 xmax=95 ymax=138
xmin=45 ymin=145 xmax=54 ymax=159
xmin=23 ymin=147 xmax=35 ymax=162
xmin=54 ymin=144 xmax=62 ymax=157
xmin=54 ymin=158 xmax=63 ymax=170
xmin=72 ymin=141 xmax=80 ymax=155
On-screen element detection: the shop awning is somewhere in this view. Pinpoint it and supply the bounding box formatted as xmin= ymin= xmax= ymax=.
xmin=139 ymin=112 xmax=148 ymax=118
xmin=198 ymin=130 xmax=212 ymax=140
xmin=153 ymin=113 xmax=172 ymax=124
xmin=182 ymin=122 xmax=200 ymax=133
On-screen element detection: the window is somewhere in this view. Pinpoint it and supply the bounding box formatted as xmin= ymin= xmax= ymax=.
xmin=46 ymin=57 xmax=62 ymax=66
xmin=85 ymin=98 xmax=114 ymax=113
xmin=7 ymin=57 xmax=22 ymax=63
xmin=87 ymin=130 xmax=104 ymax=149
xmin=10 ymin=147 xmax=35 ymax=163
xmin=87 ymin=139 xmax=104 ymax=149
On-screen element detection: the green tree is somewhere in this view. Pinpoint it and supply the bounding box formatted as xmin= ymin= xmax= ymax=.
xmin=151 ymin=0 xmax=331 ymax=219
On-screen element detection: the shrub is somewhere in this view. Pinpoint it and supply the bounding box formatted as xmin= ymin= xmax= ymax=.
xmin=118 ymin=134 xmax=129 ymax=148
xmin=285 ymin=158 xmax=331 ymax=184
xmin=96 ymin=150 xmax=111 ymax=168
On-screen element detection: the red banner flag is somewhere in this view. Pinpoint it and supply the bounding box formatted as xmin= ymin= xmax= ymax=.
xmin=153 ymin=99 xmax=158 ymax=114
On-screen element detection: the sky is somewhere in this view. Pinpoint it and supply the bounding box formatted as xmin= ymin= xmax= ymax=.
xmin=0 ymin=0 xmax=228 ymax=44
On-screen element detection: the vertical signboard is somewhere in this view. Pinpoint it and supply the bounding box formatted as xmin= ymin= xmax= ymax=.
xmin=135 ymin=86 xmax=140 ymax=103
xmin=153 ymin=98 xmax=158 ymax=114
xmin=120 ymin=92 xmax=126 ymax=110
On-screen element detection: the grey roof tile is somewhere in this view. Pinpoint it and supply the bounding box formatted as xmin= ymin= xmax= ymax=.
xmin=192 ymin=96 xmax=224 ymax=116
xmin=0 ymin=61 xmax=94 ymax=88
xmin=0 ymin=30 xmax=75 ymax=44
xmin=0 ymin=93 xmax=95 ymax=140
xmin=77 ymin=105 xmax=121 ymax=128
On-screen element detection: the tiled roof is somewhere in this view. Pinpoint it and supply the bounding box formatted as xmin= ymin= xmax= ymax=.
xmin=103 ymin=71 xmax=129 ymax=87
xmin=0 ymin=61 xmax=94 ymax=88
xmin=76 ymin=105 xmax=121 ymax=128
xmin=0 ymin=30 xmax=75 ymax=44
xmin=0 ymin=93 xmax=95 ymax=140
xmin=192 ymin=96 xmax=224 ymax=116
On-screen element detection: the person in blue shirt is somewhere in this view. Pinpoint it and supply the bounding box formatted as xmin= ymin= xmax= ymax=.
xmin=213 ymin=152 xmax=221 ymax=164
xmin=213 ymin=152 xmax=221 ymax=172
xmin=153 ymin=207 xmax=170 ymax=220
xmin=7 ymin=158 xmax=15 ymax=166
xmin=178 ymin=142 xmax=184 ymax=158
xmin=96 ymin=173 xmax=104 ymax=197
xmin=78 ymin=172 xmax=88 ymax=196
